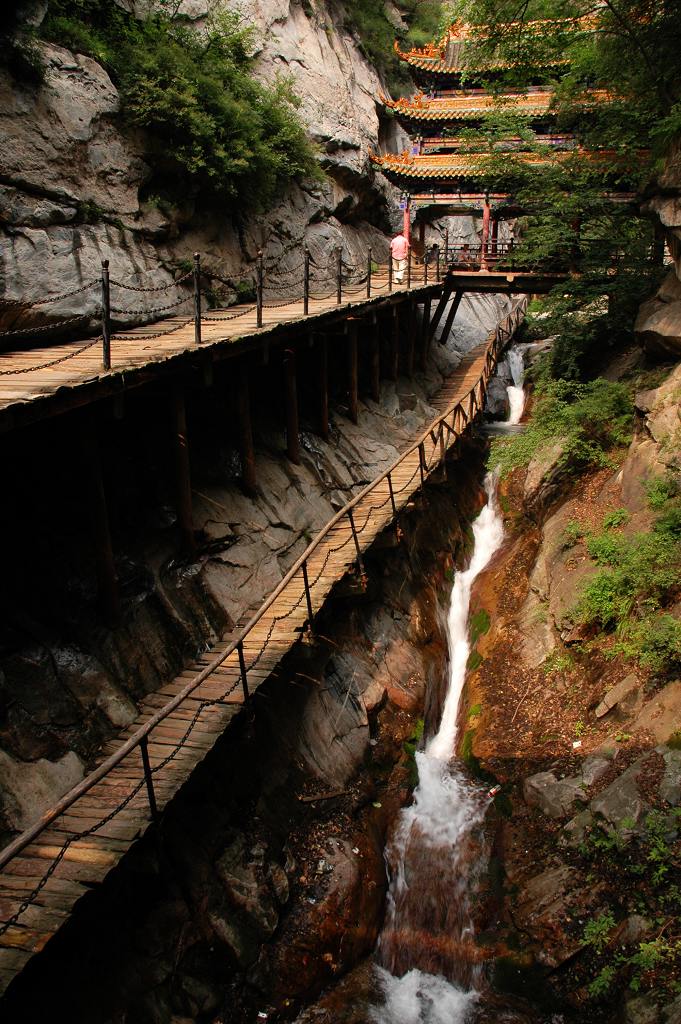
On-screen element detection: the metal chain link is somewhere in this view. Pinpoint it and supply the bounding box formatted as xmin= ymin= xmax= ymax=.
xmin=109 ymin=271 xmax=192 ymax=293
xmin=110 ymin=294 xmax=192 ymax=316
xmin=0 ymin=312 xmax=97 ymax=340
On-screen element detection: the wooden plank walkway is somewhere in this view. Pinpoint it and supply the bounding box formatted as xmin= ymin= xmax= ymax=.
xmin=0 ymin=271 xmax=438 ymax=430
xmin=0 ymin=328 xmax=502 ymax=995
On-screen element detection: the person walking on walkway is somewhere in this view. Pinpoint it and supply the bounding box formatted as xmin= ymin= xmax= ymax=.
xmin=390 ymin=232 xmax=409 ymax=284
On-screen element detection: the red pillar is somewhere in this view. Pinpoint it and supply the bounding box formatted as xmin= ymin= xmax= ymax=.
xmin=490 ymin=215 xmax=499 ymax=261
xmin=403 ymin=199 xmax=411 ymax=243
xmin=480 ymin=200 xmax=491 ymax=272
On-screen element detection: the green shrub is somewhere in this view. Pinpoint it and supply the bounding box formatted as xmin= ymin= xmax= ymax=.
xmin=489 ymin=378 xmax=633 ymax=478
xmin=40 ymin=1 xmax=320 ymax=212
xmin=469 ymin=608 xmax=491 ymax=644
xmin=582 ymin=912 xmax=616 ymax=953
xmin=344 ymin=0 xmax=444 ymax=95
xmin=603 ymin=508 xmax=630 ymax=529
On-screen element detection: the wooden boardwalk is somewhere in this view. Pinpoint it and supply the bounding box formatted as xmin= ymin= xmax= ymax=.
xmin=0 ymin=271 xmax=438 ymax=431
xmin=0 ymin=319 xmax=513 ymax=995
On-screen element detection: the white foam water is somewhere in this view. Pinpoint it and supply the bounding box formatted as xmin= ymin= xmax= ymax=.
xmin=506 ymin=346 xmax=527 ymax=426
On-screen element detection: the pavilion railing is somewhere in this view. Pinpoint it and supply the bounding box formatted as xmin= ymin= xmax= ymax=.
xmin=0 ymin=297 xmax=527 ymax=934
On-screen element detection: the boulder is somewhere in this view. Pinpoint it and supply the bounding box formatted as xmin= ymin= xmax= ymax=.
xmin=594 ymin=673 xmax=639 ymax=718
xmin=590 ymin=760 xmax=649 ymax=837
xmin=635 ymin=297 xmax=681 ymax=359
xmin=660 ymin=748 xmax=681 ymax=806
xmin=625 ymin=995 xmax=661 ymax=1024
xmin=581 ymin=755 xmax=612 ymax=787
xmin=663 ymin=995 xmax=681 ymax=1024
xmin=0 ymin=748 xmax=84 ymax=832
xmin=523 ymin=771 xmax=584 ymax=819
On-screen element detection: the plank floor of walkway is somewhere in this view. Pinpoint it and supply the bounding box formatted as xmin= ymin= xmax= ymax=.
xmin=0 ymin=272 xmax=439 ymax=422
xmin=0 ymin=336 xmax=492 ymax=995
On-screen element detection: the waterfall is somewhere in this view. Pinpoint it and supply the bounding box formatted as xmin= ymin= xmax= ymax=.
xmin=369 ymin=343 xmax=529 ymax=1023
xmin=372 ymin=475 xmax=506 ymax=1024
xmin=506 ymin=346 xmax=527 ymax=426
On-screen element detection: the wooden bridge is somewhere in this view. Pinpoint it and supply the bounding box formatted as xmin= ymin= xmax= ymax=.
xmin=0 ymin=290 xmax=526 ymax=998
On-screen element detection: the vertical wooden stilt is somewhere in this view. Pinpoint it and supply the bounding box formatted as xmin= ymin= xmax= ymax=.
xmin=370 ymin=320 xmax=380 ymax=403
xmin=406 ymin=299 xmax=416 ymax=378
xmin=170 ymin=384 xmax=195 ymax=555
xmin=389 ymin=305 xmax=399 ymax=381
xmin=418 ymin=296 xmax=431 ymax=370
xmin=236 ymin=360 xmax=257 ymax=495
xmin=284 ymin=348 xmax=300 ymax=465
xmin=318 ymin=336 xmax=329 ymax=440
xmin=347 ymin=321 xmax=359 ymax=424
xmin=84 ymin=426 xmax=119 ymax=623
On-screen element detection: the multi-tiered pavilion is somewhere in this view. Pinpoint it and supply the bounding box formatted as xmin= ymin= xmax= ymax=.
xmin=371 ymin=18 xmax=607 ymax=267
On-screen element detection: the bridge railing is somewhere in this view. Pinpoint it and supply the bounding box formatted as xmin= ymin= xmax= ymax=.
xmin=0 ymin=297 xmax=527 ymax=934
xmin=0 ymin=243 xmax=448 ymax=373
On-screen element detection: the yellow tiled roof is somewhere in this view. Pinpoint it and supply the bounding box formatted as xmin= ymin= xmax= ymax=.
xmin=371 ymin=150 xmax=555 ymax=179
xmin=382 ymin=90 xmax=555 ymax=120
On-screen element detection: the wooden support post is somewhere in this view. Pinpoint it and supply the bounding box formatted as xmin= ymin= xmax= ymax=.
xmin=428 ymin=276 xmax=454 ymax=342
xmin=347 ymin=321 xmax=359 ymax=424
xmin=284 ymin=348 xmax=301 ymax=465
xmin=388 ymin=248 xmax=393 ymax=292
xmin=369 ymin=317 xmax=380 ymax=403
xmin=367 ymin=247 xmax=372 ymax=298
xmin=406 ymin=299 xmax=416 ymax=378
xmin=303 ymin=247 xmax=310 ymax=315
xmin=170 ymin=384 xmax=196 ymax=555
xmin=236 ymin=360 xmax=257 ymax=495
xmin=435 ymin=243 xmax=441 ymax=282
xmin=317 ymin=335 xmax=329 ymax=440
xmin=418 ymin=296 xmax=431 ymax=370
xmin=139 ymin=737 xmax=159 ymax=821
xmin=389 ymin=305 xmax=399 ymax=381
xmin=256 ymin=249 xmax=264 ymax=327
xmin=438 ymin=289 xmax=463 ymax=346
xmin=336 ymin=246 xmax=343 ymax=305
xmin=444 ymin=228 xmax=449 ymax=266
xmin=84 ymin=427 xmax=119 ymax=623
xmin=407 ymin=248 xmax=412 ymax=289
xmin=101 ymin=259 xmax=111 ymax=371
xmin=193 ymin=252 xmax=201 ymax=345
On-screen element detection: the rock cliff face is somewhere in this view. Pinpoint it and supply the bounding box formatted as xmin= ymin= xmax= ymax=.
xmin=636 ymin=145 xmax=681 ymax=358
xmin=0 ymin=0 xmax=483 ymax=329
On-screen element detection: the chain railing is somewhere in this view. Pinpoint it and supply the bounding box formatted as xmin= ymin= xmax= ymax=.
xmin=0 ymin=242 xmax=450 ymax=375
xmin=0 ymin=296 xmax=526 ymax=940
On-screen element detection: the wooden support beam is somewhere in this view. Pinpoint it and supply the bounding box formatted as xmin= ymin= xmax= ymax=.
xmin=347 ymin=321 xmax=359 ymax=424
xmin=317 ymin=335 xmax=329 ymax=440
xmin=389 ymin=305 xmax=399 ymax=381
xmin=370 ymin=320 xmax=380 ymax=403
xmin=428 ymin=276 xmax=455 ymax=341
xmin=406 ymin=300 xmax=416 ymax=378
xmin=438 ymin=290 xmax=463 ymax=346
xmin=418 ymin=296 xmax=431 ymax=371
xmin=170 ymin=384 xmax=196 ymax=556
xmin=83 ymin=426 xmax=119 ymax=624
xmin=235 ymin=360 xmax=257 ymax=495
xmin=284 ymin=348 xmax=301 ymax=465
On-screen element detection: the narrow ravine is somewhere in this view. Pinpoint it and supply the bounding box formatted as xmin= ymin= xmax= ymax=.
xmin=368 ymin=350 xmax=526 ymax=1023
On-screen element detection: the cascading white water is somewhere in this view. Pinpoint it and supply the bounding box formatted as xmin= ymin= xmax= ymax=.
xmin=506 ymin=346 xmax=527 ymax=426
xmin=370 ymin=346 xmax=530 ymax=1023
xmin=372 ymin=475 xmax=506 ymax=1024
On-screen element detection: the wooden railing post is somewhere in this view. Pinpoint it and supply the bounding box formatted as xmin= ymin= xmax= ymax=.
xmin=424 ymin=248 xmax=428 ymax=285
xmin=303 ymin=247 xmax=310 ymax=316
xmin=302 ymin=561 xmax=314 ymax=629
xmin=101 ymin=259 xmax=111 ymax=371
xmin=237 ymin=641 xmax=250 ymax=701
xmin=347 ymin=509 xmax=365 ymax=577
xmin=388 ymin=247 xmax=393 ymax=292
xmin=407 ymin=248 xmax=412 ymax=289
xmin=336 ymin=246 xmax=343 ymax=305
xmin=256 ymin=249 xmax=264 ymax=328
xmin=387 ymin=472 xmax=397 ymax=516
xmin=418 ymin=442 xmax=426 ymax=487
xmin=444 ymin=229 xmax=449 ymax=266
xmin=193 ymin=252 xmax=202 ymax=346
xmin=139 ymin=736 xmax=159 ymax=821
xmin=367 ymin=247 xmax=373 ymax=298
xmin=435 ymin=243 xmax=440 ymax=283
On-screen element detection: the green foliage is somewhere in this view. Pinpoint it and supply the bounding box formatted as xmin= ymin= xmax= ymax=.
xmin=468 ymin=703 xmax=482 ymax=718
xmin=582 ymin=912 xmax=615 ymax=954
xmin=603 ymin=508 xmax=630 ymax=530
xmin=647 ymin=472 xmax=681 ymax=511
xmin=562 ymin=519 xmax=587 ymax=548
xmin=467 ymin=649 xmax=483 ymax=671
xmin=469 ymin=608 xmax=491 ymax=644
xmin=542 ymin=651 xmax=573 ymax=676
xmin=588 ymin=963 xmax=616 ymax=998
xmin=489 ymin=378 xmax=633 ymax=478
xmin=403 ymin=718 xmax=425 ymax=785
xmin=39 ymin=1 xmax=320 ymax=211
xmin=344 ymin=0 xmax=444 ymax=95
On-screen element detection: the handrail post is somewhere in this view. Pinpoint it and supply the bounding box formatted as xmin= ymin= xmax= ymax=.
xmin=303 ymin=246 xmax=310 ymax=316
xmin=193 ymin=251 xmax=201 ymax=345
xmin=418 ymin=442 xmax=426 ymax=487
xmin=336 ymin=246 xmax=343 ymax=305
xmin=407 ymin=248 xmax=412 ymax=289
xmin=256 ymin=249 xmax=264 ymax=328
xmin=435 ymin=243 xmax=441 ymax=283
xmin=101 ymin=259 xmax=111 ymax=371
xmin=388 ymin=247 xmax=393 ymax=293
xmin=347 ymin=509 xmax=365 ymax=577
xmin=302 ymin=560 xmax=314 ymax=629
xmin=367 ymin=247 xmax=372 ymax=298
xmin=424 ymin=248 xmax=428 ymax=285
xmin=387 ymin=472 xmax=397 ymax=517
xmin=237 ymin=641 xmax=250 ymax=701
xmin=139 ymin=736 xmax=159 ymax=822
xmin=444 ymin=229 xmax=449 ymax=266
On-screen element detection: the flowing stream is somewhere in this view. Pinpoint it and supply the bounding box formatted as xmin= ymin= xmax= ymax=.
xmin=370 ymin=348 xmax=526 ymax=1024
